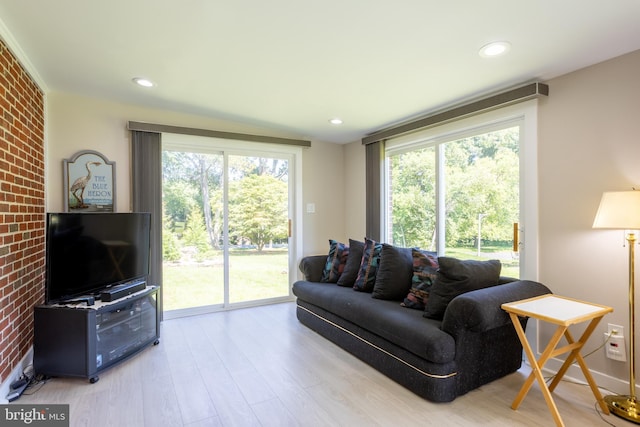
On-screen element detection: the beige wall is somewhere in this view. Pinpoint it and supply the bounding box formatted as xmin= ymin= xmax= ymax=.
xmin=300 ymin=139 xmax=347 ymax=256
xmin=538 ymin=49 xmax=640 ymax=385
xmin=45 ymin=91 xmax=345 ymax=259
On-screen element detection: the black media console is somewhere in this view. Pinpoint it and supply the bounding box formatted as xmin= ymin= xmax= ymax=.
xmin=33 ymin=286 xmax=159 ymax=383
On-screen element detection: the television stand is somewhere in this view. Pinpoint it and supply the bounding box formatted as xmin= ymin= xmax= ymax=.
xmin=34 ymin=286 xmax=159 ymax=383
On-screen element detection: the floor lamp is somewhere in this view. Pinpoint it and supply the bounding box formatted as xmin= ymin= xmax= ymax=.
xmin=593 ymin=190 xmax=640 ymax=424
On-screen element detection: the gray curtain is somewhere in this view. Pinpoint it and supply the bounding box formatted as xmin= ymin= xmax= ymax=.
xmin=131 ymin=130 xmax=163 ymax=317
xmin=365 ymin=141 xmax=383 ymax=241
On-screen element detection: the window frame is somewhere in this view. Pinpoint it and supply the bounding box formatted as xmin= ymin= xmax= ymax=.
xmin=382 ymin=100 xmax=539 ymax=280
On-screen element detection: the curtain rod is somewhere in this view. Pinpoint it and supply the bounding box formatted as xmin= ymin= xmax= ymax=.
xmin=362 ymin=82 xmax=549 ymax=145
xmin=127 ymin=121 xmax=311 ymax=147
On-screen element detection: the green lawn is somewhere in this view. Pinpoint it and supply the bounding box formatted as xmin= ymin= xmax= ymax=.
xmin=163 ymin=250 xmax=290 ymax=311
xmin=163 ymin=245 xmax=519 ymax=312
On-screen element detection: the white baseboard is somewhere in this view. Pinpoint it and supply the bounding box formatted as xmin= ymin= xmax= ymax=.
xmin=536 ymin=356 xmax=634 ymax=397
xmin=0 ymin=347 xmax=34 ymax=404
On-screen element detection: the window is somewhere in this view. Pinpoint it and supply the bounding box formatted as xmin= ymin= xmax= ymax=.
xmin=383 ymin=101 xmax=539 ymax=279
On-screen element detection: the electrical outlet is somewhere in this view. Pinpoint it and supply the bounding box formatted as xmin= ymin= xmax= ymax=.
xmin=604 ymin=331 xmax=627 ymax=362
xmin=608 ymin=323 xmax=624 ymax=337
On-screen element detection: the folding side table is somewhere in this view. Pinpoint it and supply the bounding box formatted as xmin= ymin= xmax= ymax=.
xmin=501 ymin=294 xmax=613 ymax=427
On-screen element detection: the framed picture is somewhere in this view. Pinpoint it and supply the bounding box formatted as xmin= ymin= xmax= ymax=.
xmin=63 ymin=150 xmax=116 ymax=212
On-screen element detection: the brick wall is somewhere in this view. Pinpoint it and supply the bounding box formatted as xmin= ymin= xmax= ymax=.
xmin=0 ymin=38 xmax=45 ymax=383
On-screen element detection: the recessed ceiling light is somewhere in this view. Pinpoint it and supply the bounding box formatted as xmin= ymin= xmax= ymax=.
xmin=132 ymin=77 xmax=155 ymax=87
xmin=479 ymin=41 xmax=511 ymax=58
xmin=329 ymin=118 xmax=343 ymax=125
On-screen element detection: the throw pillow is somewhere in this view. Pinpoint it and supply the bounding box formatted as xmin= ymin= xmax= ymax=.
xmin=372 ymin=244 xmax=414 ymax=300
xmin=423 ymin=257 xmax=502 ymax=319
xmin=336 ymin=239 xmax=364 ymax=287
xmin=401 ymin=249 xmax=439 ymax=309
xmin=353 ymin=238 xmax=382 ymax=292
xmin=320 ymin=240 xmax=350 ymax=283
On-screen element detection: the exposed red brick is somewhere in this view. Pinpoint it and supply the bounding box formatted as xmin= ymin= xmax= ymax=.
xmin=0 ymin=38 xmax=44 ymax=384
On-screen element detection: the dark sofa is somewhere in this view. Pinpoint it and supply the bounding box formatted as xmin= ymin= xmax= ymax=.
xmin=292 ymin=254 xmax=551 ymax=402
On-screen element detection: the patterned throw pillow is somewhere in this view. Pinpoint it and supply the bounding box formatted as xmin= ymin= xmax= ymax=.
xmin=353 ymin=238 xmax=383 ymax=292
xmin=401 ymin=249 xmax=439 ymax=310
xmin=321 ymin=240 xmax=350 ymax=283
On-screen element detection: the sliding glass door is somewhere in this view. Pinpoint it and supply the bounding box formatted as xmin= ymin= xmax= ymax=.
xmin=161 ymin=137 xmax=297 ymax=317
xmin=226 ymin=154 xmax=290 ymax=304
xmin=386 ymin=123 xmax=521 ymax=278
xmin=162 ymin=151 xmax=225 ymax=311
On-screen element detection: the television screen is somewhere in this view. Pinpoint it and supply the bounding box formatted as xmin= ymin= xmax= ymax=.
xmin=45 ymin=212 xmax=151 ymax=303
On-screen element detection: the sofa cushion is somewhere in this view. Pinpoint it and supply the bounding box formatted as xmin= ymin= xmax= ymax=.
xmin=298 ymin=255 xmax=327 ymax=282
xmin=293 ymin=280 xmax=455 ymax=363
xmin=336 ymin=239 xmax=364 ymax=287
xmin=321 ymin=239 xmax=349 ymax=283
xmin=402 ymin=249 xmax=439 ymax=310
xmin=372 ymin=244 xmax=414 ymax=300
xmin=423 ymin=257 xmax=502 ymax=320
xmin=353 ymin=238 xmax=382 ymax=292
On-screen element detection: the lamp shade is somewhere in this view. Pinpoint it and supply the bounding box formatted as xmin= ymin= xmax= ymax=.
xmin=593 ymin=190 xmax=640 ymax=229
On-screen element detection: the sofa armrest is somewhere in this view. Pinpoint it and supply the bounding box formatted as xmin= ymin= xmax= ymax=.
xmin=298 ymin=255 xmax=327 ymax=282
xmin=441 ymin=280 xmax=551 ymax=336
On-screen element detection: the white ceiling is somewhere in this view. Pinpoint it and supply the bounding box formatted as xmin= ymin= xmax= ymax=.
xmin=1 ymin=1 xmax=639 ymax=144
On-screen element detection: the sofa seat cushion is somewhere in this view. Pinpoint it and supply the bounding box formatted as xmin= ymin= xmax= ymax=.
xmin=293 ymin=281 xmax=455 ymax=364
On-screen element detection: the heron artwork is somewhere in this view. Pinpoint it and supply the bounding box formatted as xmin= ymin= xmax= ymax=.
xmin=70 ymin=161 xmax=102 ymax=208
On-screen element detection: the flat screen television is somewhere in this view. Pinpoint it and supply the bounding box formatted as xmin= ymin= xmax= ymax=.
xmin=45 ymin=212 xmax=151 ymax=304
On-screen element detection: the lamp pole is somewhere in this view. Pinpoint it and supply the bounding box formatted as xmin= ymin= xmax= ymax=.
xmin=627 ymin=231 xmax=636 ymax=403
xmin=593 ymin=190 xmax=640 ymax=423
xmin=603 ymin=230 xmax=640 ymax=422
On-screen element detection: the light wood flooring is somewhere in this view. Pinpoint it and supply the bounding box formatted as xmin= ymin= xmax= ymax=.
xmin=15 ymin=302 xmax=636 ymax=426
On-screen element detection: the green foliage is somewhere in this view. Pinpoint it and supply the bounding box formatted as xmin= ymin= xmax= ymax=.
xmin=208 ymin=187 xmax=224 ymax=248
xmin=388 ymin=126 xmax=519 ymax=250
xmin=162 ymin=152 xmax=289 ymax=255
xmin=163 ymin=151 xmax=223 ymax=247
xmin=228 ymin=156 xmax=288 ymax=181
xmin=182 ymin=209 xmax=214 ymax=261
xmin=444 ymin=129 xmax=519 ymax=246
xmin=162 ymin=209 xmax=182 ymax=262
xmin=163 ymin=151 xmax=223 ymax=187
xmin=389 ymin=146 xmax=436 ymax=249
xmin=163 ymin=181 xmax=198 ymax=226
xmin=228 ymin=174 xmax=288 ymax=251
